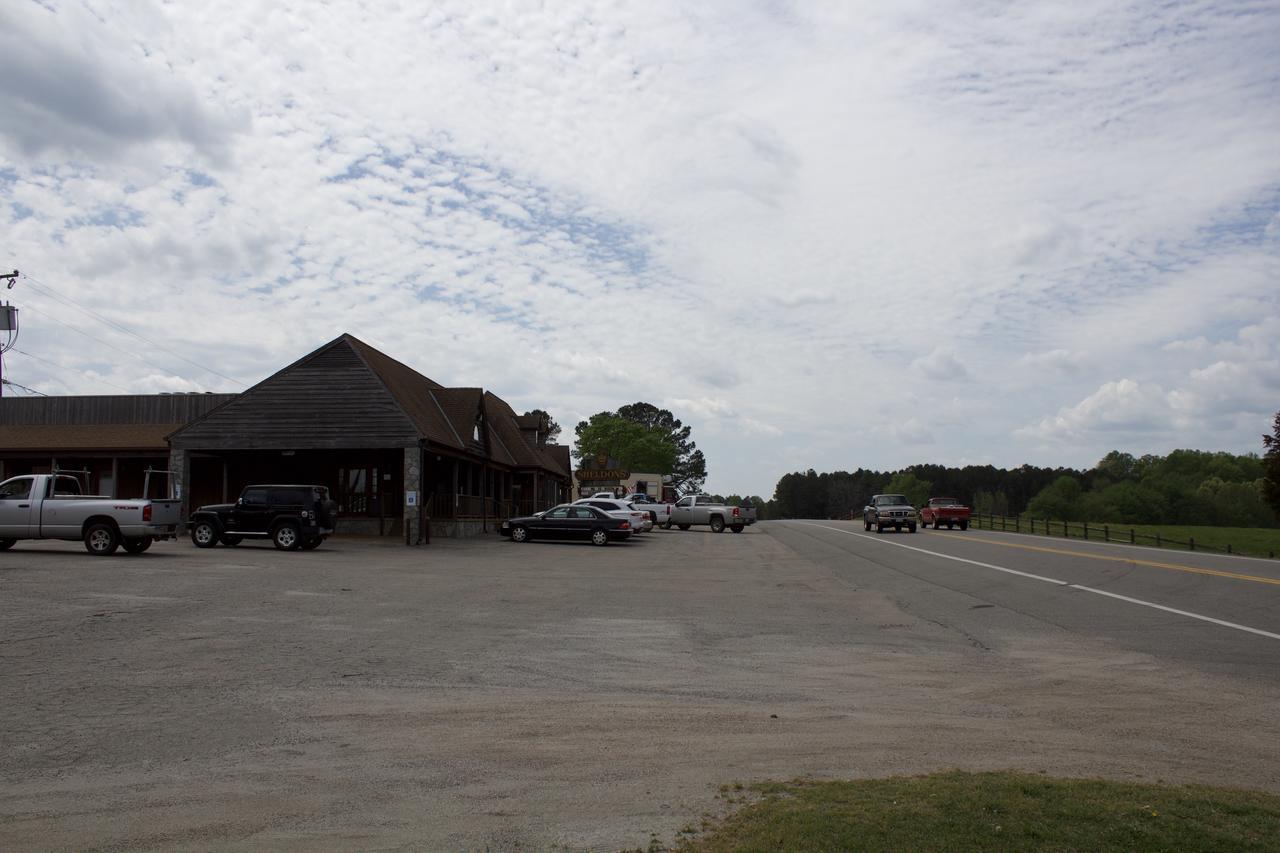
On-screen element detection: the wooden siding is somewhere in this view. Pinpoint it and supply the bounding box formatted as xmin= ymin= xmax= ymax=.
xmin=0 ymin=394 xmax=237 ymax=426
xmin=170 ymin=341 xmax=421 ymax=450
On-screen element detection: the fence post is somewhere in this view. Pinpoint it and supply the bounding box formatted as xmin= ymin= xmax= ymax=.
xmin=1130 ymin=529 xmax=1135 ymax=544
xmin=1103 ymin=524 xmax=1109 ymax=542
xmin=1001 ymin=515 xmax=1006 ymax=531
xmin=1227 ymin=544 xmax=1231 ymax=555
xmin=1189 ymin=537 xmax=1195 ymax=551
xmin=1015 ymin=514 xmax=1020 ymax=533
xmin=1063 ymin=520 xmax=1068 ymax=538
xmin=1083 ymin=521 xmax=1089 ymax=541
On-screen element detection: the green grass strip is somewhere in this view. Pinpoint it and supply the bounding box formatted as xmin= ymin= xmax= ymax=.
xmin=674 ymin=771 xmax=1280 ymax=853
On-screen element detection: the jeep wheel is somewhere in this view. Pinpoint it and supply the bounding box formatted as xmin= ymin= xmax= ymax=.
xmin=121 ymin=536 xmax=153 ymax=554
xmin=908 ymin=523 xmax=917 ymax=533
xmin=678 ymin=524 xmax=691 ymax=531
xmin=876 ymin=523 xmax=884 ymax=533
xmin=709 ymin=516 xmax=726 ymax=533
xmin=730 ymin=524 xmax=745 ymax=533
xmin=300 ymin=536 xmax=323 ymax=551
xmin=0 ymin=538 xmax=15 ymax=550
xmin=190 ymin=521 xmax=219 ymax=548
xmin=921 ymin=520 xmax=929 ymax=528
xmin=511 ymin=525 xmax=529 ymax=543
xmin=272 ymin=523 xmax=301 ymax=551
xmin=591 ymin=528 xmax=609 ymax=546
xmin=84 ymin=522 xmax=120 ymax=556
xmin=662 ymin=520 xmax=673 ymax=530
xmin=222 ymin=534 xmax=242 ymax=546
xmin=959 ymin=520 xmax=969 ymax=531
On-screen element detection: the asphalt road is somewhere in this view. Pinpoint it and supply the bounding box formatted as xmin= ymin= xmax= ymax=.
xmin=769 ymin=520 xmax=1280 ymax=681
xmin=2 ymin=523 xmax=1278 ymax=851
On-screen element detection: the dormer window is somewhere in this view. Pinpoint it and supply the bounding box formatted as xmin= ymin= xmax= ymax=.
xmin=473 ymin=419 xmax=482 ymax=442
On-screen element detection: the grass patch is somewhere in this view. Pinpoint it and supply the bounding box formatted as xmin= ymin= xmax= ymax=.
xmin=675 ymin=771 xmax=1280 ymax=852
xmin=976 ymin=518 xmax=1280 ymax=559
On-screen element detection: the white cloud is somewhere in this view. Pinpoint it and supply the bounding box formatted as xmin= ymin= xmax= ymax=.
xmin=1 ymin=0 xmax=1278 ymax=496
xmin=1018 ymin=349 xmax=1087 ymax=374
xmin=911 ymin=348 xmax=970 ymax=382
xmin=1017 ymin=379 xmax=1173 ymax=442
xmin=0 ymin=2 xmax=246 ymax=161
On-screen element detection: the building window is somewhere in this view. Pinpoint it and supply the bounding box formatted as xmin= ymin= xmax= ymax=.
xmin=338 ymin=466 xmax=376 ymax=514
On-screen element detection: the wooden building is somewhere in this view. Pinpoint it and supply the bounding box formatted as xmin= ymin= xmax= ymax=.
xmin=167 ymin=334 xmax=570 ymax=541
xmin=0 ymin=334 xmax=571 ymax=542
xmin=0 ymin=393 xmax=235 ymax=496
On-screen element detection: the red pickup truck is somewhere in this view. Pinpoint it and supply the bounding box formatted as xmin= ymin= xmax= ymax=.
xmin=920 ymin=497 xmax=971 ymax=530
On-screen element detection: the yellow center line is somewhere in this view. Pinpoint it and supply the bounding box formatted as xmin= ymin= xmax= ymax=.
xmin=931 ymin=531 xmax=1280 ymax=587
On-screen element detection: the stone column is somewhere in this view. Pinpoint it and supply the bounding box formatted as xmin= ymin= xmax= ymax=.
xmin=403 ymin=447 xmax=422 ymax=545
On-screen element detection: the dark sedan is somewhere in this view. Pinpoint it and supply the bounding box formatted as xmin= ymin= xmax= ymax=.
xmin=500 ymin=504 xmax=632 ymax=546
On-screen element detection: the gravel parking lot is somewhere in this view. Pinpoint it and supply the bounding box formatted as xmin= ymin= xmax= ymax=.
xmin=3 ymin=525 xmax=1278 ymax=851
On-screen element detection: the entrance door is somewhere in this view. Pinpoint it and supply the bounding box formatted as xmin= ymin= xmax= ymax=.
xmin=0 ymin=476 xmax=37 ymax=538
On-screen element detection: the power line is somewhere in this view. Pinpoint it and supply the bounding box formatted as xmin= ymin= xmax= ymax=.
xmin=11 ymin=347 xmax=137 ymax=394
xmin=19 ymin=272 xmax=247 ymax=387
xmin=19 ymin=302 xmax=146 ymax=364
xmin=1 ymin=377 xmax=47 ymax=396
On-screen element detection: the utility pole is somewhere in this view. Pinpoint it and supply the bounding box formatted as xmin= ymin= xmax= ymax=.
xmin=1 ymin=270 xmax=20 ymax=398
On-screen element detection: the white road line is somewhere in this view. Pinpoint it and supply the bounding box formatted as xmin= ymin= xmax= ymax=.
xmin=795 ymin=521 xmax=1280 ymax=642
xmin=1066 ymin=585 xmax=1280 ymax=641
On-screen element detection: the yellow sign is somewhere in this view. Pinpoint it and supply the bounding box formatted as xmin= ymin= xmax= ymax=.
xmin=577 ymin=468 xmax=630 ymax=481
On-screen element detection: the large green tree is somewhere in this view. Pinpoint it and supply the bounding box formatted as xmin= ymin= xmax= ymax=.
xmin=615 ymin=402 xmax=708 ymax=493
xmin=1263 ymin=412 xmax=1280 ymax=516
xmin=573 ymin=412 xmax=678 ymax=473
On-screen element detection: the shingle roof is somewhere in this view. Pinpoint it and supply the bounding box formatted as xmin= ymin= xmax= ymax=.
xmin=482 ymin=391 xmax=571 ymax=476
xmin=483 ymin=392 xmax=541 ymax=468
xmin=342 ymin=335 xmax=464 ymax=449
xmin=0 ymin=424 xmax=181 ymax=451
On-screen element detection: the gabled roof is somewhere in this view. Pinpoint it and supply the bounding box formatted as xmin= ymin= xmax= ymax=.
xmin=160 ymin=333 xmax=569 ymax=478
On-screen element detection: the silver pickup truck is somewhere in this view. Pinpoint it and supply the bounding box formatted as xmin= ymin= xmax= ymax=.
xmin=669 ymin=494 xmax=757 ymax=533
xmin=0 ymin=473 xmax=181 ymax=555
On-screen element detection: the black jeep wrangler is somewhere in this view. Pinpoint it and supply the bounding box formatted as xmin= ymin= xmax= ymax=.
xmin=189 ymin=484 xmax=338 ymax=551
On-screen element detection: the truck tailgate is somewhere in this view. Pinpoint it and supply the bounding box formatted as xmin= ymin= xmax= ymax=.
xmin=148 ymin=500 xmax=183 ymax=526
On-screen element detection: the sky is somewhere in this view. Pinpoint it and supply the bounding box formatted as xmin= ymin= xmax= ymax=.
xmin=1 ymin=0 xmax=1278 ymax=498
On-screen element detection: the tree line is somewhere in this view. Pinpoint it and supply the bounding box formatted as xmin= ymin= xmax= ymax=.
xmin=766 ymin=443 xmax=1280 ymax=529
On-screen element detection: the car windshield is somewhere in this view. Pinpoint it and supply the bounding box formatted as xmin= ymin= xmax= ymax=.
xmin=875 ymin=495 xmax=909 ymax=506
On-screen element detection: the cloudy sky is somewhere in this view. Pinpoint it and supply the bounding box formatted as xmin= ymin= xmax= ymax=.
xmin=2 ymin=0 xmax=1278 ymax=497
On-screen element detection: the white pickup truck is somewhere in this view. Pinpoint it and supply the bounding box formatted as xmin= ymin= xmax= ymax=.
xmin=622 ymin=493 xmax=674 ymax=528
xmin=0 ymin=473 xmax=181 ymax=555
xmin=669 ymin=494 xmax=757 ymax=533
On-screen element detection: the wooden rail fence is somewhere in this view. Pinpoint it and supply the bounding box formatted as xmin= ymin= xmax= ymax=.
xmin=970 ymin=513 xmax=1277 ymax=560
